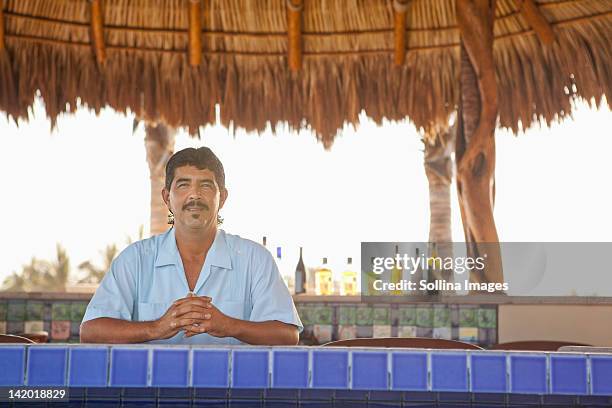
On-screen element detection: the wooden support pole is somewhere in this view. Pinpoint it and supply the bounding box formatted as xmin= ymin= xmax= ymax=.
xmin=455 ymin=0 xmax=504 ymax=286
xmin=393 ymin=0 xmax=408 ymax=66
xmin=518 ymin=0 xmax=555 ymax=45
xmin=145 ymin=122 xmax=176 ymax=236
xmin=89 ymin=0 xmax=106 ymax=64
xmin=287 ymin=0 xmax=303 ymax=73
xmin=188 ymin=0 xmax=202 ymax=66
xmin=1 ymin=0 xmax=6 ymax=52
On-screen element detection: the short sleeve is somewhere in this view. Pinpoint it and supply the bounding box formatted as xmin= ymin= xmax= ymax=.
xmin=249 ymin=250 xmax=303 ymax=332
xmin=81 ymin=247 xmax=138 ymax=324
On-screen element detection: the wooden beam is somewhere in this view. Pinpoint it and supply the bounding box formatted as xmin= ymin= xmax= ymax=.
xmin=188 ymin=0 xmax=202 ymax=66
xmin=393 ymin=0 xmax=408 ymax=66
xmin=518 ymin=0 xmax=555 ymax=45
xmin=287 ymin=0 xmax=303 ymax=73
xmin=0 ymin=0 xmax=6 ymax=52
xmin=89 ymin=0 xmax=106 ymax=64
xmin=455 ymin=0 xmax=504 ymax=286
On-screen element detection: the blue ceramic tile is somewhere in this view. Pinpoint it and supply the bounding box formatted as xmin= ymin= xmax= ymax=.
xmin=192 ymin=350 xmax=229 ymax=388
xmin=300 ymin=389 xmax=335 ymax=400
xmin=510 ymin=354 xmax=547 ymax=394
xmin=550 ymin=355 xmax=587 ymax=395
xmin=122 ymin=387 xmax=156 ymax=398
xmin=591 ymin=356 xmax=612 ymax=395
xmin=431 ymin=353 xmax=468 ymax=392
xmin=69 ymin=348 xmax=108 ymax=387
xmin=471 ymin=354 xmax=507 ymax=393
xmin=232 ymin=350 xmax=269 ymax=388
xmin=312 ymin=350 xmax=349 ymax=389
xmin=27 ymin=347 xmax=67 ymax=386
xmin=272 ymin=350 xmax=308 ymax=388
xmin=0 ymin=346 xmax=25 ymax=385
xmin=86 ymin=387 xmax=122 ymax=399
xmin=157 ymin=387 xmax=190 ymax=399
xmin=579 ymin=396 xmax=612 ymax=406
xmin=542 ymin=395 xmax=578 ymax=405
xmin=352 ymin=352 xmax=388 ymax=390
xmin=152 ymin=348 xmax=189 ymax=387
xmin=391 ymin=352 xmax=428 ymax=391
xmin=110 ymin=348 xmax=148 ymax=387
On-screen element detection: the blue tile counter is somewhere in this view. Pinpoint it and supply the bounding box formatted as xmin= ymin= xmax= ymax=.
xmin=1 ymin=344 xmax=612 ymax=405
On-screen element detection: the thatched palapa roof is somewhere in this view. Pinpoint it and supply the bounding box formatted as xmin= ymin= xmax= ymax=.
xmin=0 ymin=0 xmax=610 ymax=146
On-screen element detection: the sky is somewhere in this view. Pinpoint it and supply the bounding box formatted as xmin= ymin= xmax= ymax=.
xmin=0 ymin=98 xmax=610 ymax=295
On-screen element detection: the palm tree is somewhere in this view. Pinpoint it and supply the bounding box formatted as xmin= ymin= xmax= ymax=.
xmin=78 ymin=244 xmax=118 ymax=284
xmin=455 ymin=40 xmax=503 ymax=286
xmin=144 ymin=122 xmax=176 ymax=236
xmin=424 ymin=127 xmax=455 ymax=288
xmin=78 ymin=225 xmax=144 ymax=284
xmin=1 ymin=244 xmax=71 ymax=292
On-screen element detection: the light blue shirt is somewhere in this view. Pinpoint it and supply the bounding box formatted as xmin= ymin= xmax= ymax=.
xmin=82 ymin=228 xmax=303 ymax=344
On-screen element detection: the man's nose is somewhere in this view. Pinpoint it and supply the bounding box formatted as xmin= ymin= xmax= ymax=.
xmin=187 ymin=186 xmax=202 ymax=200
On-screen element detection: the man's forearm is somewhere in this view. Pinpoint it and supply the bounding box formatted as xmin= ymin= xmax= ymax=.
xmin=80 ymin=318 xmax=158 ymax=344
xmin=229 ymin=319 xmax=299 ymax=345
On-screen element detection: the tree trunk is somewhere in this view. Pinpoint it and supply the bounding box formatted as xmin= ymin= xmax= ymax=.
xmin=424 ymin=129 xmax=454 ymax=286
xmin=145 ymin=123 xmax=176 ymax=236
xmin=455 ymin=0 xmax=504 ymax=286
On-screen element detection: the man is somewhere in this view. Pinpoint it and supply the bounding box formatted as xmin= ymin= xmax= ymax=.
xmin=80 ymin=147 xmax=302 ymax=345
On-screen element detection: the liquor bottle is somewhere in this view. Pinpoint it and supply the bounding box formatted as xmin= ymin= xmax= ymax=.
xmin=390 ymin=244 xmax=403 ymax=295
xmin=411 ymin=247 xmax=424 ymax=294
xmin=364 ymin=256 xmax=377 ymax=296
xmin=315 ymin=257 xmax=333 ymax=296
xmin=276 ymin=246 xmax=282 ymax=272
xmin=426 ymin=242 xmax=439 ymax=295
xmin=294 ymin=247 xmax=306 ymax=294
xmin=341 ymin=257 xmax=358 ymax=296
xmin=276 ymin=246 xmax=289 ymax=289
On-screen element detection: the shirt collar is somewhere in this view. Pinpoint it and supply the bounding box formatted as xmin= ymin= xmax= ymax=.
xmin=154 ymin=227 xmax=233 ymax=270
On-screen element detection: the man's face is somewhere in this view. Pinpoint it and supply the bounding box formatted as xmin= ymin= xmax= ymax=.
xmin=162 ymin=165 xmax=227 ymax=232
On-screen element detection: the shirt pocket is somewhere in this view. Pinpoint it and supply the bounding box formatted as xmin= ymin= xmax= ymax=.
xmin=136 ymin=302 xmax=172 ymax=322
xmin=208 ymin=265 xmax=247 ymax=303
xmin=215 ymin=300 xmax=246 ymax=321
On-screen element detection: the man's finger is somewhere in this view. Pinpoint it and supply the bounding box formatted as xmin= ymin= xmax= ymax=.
xmin=184 ymin=324 xmax=208 ymax=336
xmin=174 ymin=298 xmax=213 ymax=310
xmin=174 ymin=318 xmax=205 ymax=329
xmin=173 ymin=295 xmax=212 ymax=305
xmin=173 ymin=303 xmax=212 ymax=318
xmin=174 ymin=311 xmax=210 ymax=320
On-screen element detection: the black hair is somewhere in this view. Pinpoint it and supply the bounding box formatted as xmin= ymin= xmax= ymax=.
xmin=164 ymin=147 xmax=226 ymax=192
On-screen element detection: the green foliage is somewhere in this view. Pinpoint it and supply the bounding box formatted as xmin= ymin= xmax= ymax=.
xmin=2 ymin=226 xmax=145 ymax=290
xmin=1 ymin=244 xmax=70 ymax=292
xmin=77 ymin=225 xmax=143 ymax=284
xmin=77 ymin=244 xmax=118 ymax=284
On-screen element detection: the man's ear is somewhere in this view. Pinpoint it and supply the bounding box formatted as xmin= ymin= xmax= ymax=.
xmin=162 ymin=188 xmax=170 ymax=208
xmin=219 ymin=189 xmax=228 ymax=209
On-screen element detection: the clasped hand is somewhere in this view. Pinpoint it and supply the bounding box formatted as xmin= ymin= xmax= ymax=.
xmin=154 ymin=294 xmax=235 ymax=340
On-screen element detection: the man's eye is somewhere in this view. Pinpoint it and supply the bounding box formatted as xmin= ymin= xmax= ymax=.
xmin=177 ymin=183 xmax=188 ymax=188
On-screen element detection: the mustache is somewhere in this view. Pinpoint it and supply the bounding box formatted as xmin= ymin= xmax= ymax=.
xmin=183 ymin=201 xmax=209 ymax=211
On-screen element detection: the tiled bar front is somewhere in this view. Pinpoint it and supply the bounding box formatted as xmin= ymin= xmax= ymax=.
xmin=0 ymin=295 xmax=498 ymax=347
xmin=1 ymin=345 xmax=611 ymax=398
